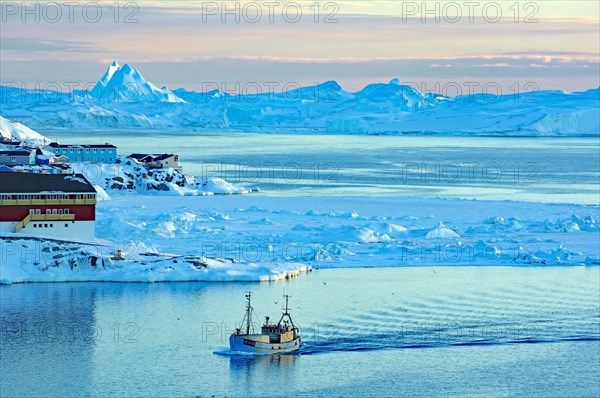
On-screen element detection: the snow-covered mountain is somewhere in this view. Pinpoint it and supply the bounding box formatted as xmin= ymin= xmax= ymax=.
xmin=0 ymin=116 xmax=50 ymax=145
xmin=88 ymin=62 xmax=185 ymax=103
xmin=1 ymin=62 xmax=598 ymax=136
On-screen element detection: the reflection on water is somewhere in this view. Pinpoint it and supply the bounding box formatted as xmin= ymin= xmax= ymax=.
xmin=228 ymin=354 xmax=299 ymax=394
xmin=0 ymin=284 xmax=97 ymax=397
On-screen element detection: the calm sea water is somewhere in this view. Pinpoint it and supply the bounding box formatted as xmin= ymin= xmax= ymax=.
xmin=5 ymin=132 xmax=599 ymax=397
xmin=46 ymin=131 xmax=600 ymax=204
xmin=1 ymin=267 xmax=599 ymax=398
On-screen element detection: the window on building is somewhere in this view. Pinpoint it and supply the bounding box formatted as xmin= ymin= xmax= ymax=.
xmin=44 ymin=224 xmax=48 ymax=228
xmin=29 ymin=209 xmax=35 ymax=215
xmin=58 ymin=209 xmax=63 ymax=215
xmin=65 ymin=224 xmax=68 ymax=227
xmin=33 ymin=224 xmax=37 ymax=228
xmin=52 ymin=209 xmax=57 ymax=214
xmin=64 ymin=209 xmax=69 ymax=214
xmin=36 ymin=209 xmax=41 ymax=215
xmin=46 ymin=209 xmax=51 ymax=214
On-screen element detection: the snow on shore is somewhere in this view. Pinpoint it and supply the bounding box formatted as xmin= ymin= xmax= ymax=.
xmin=71 ymin=158 xmax=254 ymax=196
xmin=1 ymin=196 xmax=597 ymax=284
xmin=0 ymin=236 xmax=310 ymax=284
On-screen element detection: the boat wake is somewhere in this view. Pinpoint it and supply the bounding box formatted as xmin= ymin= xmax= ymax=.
xmin=213 ymin=349 xmax=259 ymax=356
xmin=298 ymin=335 xmax=600 ymax=355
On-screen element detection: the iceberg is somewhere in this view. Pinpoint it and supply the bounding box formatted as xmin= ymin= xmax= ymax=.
xmin=1 ymin=62 xmax=598 ymax=135
xmin=88 ymin=62 xmax=185 ymax=103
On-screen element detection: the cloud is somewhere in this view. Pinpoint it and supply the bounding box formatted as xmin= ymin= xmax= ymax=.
xmin=2 ymin=53 xmax=598 ymax=94
xmin=0 ymin=37 xmax=103 ymax=53
xmin=0 ymin=2 xmax=597 ymax=92
xmin=479 ymin=63 xmax=511 ymax=68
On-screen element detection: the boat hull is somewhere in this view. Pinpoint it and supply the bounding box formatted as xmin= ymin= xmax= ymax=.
xmin=229 ymin=334 xmax=301 ymax=354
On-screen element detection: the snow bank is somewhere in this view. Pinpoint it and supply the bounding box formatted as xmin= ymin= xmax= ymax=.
xmin=426 ymin=223 xmax=461 ymax=239
xmin=1 ymin=196 xmax=597 ymax=284
xmin=95 ymin=196 xmax=599 ymax=270
xmin=0 ymin=237 xmax=310 ymax=284
xmin=0 ymin=116 xmax=50 ymax=145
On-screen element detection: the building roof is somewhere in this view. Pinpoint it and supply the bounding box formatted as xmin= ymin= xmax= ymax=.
xmin=129 ymin=153 xmax=153 ymax=160
xmin=0 ymin=138 xmax=21 ymax=145
xmin=0 ymin=165 xmax=14 ymax=172
xmin=0 ymin=142 xmax=21 ymax=148
xmin=0 ymin=149 xmax=35 ymax=156
xmin=152 ymin=154 xmax=177 ymax=161
xmin=47 ymin=142 xmax=117 ymax=149
xmin=0 ymin=173 xmax=97 ymax=194
xmin=36 ymin=148 xmax=56 ymax=156
xmin=129 ymin=153 xmax=176 ymax=162
xmin=83 ymin=144 xmax=117 ymax=149
xmin=46 ymin=142 xmax=76 ymax=148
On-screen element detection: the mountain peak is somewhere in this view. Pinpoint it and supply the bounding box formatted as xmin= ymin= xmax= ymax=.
xmin=316 ymin=80 xmax=342 ymax=91
xmin=120 ymin=63 xmax=135 ymax=74
xmin=89 ymin=62 xmax=184 ymax=103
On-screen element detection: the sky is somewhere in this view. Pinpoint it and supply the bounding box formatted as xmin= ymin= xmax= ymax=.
xmin=1 ymin=0 xmax=599 ymax=93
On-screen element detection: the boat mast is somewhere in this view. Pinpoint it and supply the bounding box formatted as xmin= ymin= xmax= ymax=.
xmin=277 ymin=294 xmax=295 ymax=328
xmin=245 ymin=292 xmax=252 ymax=335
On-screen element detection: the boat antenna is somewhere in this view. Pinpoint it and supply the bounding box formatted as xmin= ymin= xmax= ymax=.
xmin=283 ymin=294 xmax=290 ymax=315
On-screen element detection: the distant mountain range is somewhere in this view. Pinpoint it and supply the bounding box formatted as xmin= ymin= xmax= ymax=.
xmin=1 ymin=61 xmax=598 ymax=135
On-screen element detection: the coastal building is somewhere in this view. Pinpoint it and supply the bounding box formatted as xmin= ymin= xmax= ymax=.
xmin=36 ymin=148 xmax=69 ymax=165
xmin=0 ymin=149 xmax=36 ymax=165
xmin=0 ymin=139 xmax=22 ymax=150
xmin=0 ymin=173 xmax=97 ymax=241
xmin=44 ymin=143 xmax=118 ymax=163
xmin=129 ymin=153 xmax=180 ymax=169
xmin=12 ymin=164 xmax=72 ymax=174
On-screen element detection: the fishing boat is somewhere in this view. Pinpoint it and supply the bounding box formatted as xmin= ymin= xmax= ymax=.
xmin=229 ymin=292 xmax=301 ymax=354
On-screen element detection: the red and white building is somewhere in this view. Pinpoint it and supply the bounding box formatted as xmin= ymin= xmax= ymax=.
xmin=0 ymin=173 xmax=97 ymax=241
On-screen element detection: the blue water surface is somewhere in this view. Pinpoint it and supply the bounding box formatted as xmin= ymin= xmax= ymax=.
xmin=1 ymin=267 xmax=599 ymax=397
